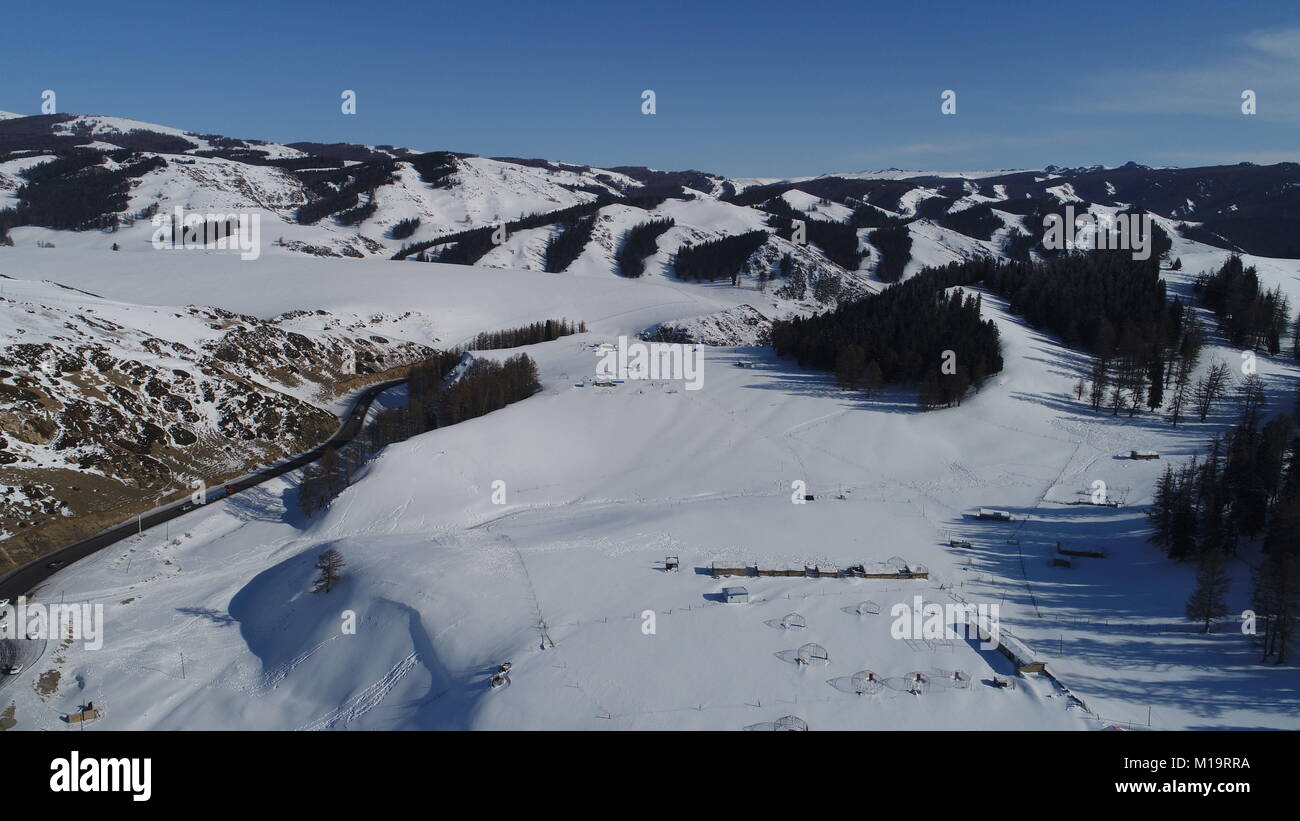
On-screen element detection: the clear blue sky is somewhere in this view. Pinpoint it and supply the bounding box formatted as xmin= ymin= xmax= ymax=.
xmin=3 ymin=0 xmax=1299 ymax=177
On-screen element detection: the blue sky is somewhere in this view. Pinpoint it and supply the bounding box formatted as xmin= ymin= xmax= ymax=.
xmin=3 ymin=0 xmax=1299 ymax=177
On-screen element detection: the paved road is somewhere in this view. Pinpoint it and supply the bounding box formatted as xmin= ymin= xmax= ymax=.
xmin=0 ymin=379 xmax=407 ymax=605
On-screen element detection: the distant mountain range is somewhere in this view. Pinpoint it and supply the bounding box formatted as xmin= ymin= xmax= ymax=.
xmin=2 ymin=112 xmax=1298 ymax=288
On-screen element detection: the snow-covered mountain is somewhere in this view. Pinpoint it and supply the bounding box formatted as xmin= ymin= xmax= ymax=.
xmin=7 ymin=112 xmax=1298 ymax=292
xmin=1 ymin=111 xmax=1298 ymax=734
xmin=0 ymin=276 xmax=437 ymax=557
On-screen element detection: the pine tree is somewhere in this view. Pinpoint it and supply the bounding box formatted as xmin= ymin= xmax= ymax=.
xmin=1252 ymin=554 xmax=1299 ymax=664
xmin=835 ymin=345 xmax=866 ymax=390
xmin=1185 ymin=548 xmax=1230 ymax=632
xmin=1166 ymin=357 xmax=1193 ymax=426
xmin=1148 ymin=464 xmax=1176 ymax=552
xmin=1088 ymin=357 xmax=1110 ymax=412
xmin=1146 ymin=353 xmax=1164 ymax=410
xmin=862 ymin=360 xmax=884 ymax=399
xmin=312 ymin=548 xmax=345 ymax=594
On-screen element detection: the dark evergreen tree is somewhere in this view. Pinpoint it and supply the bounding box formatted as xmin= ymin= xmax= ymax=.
xmin=616 ymin=218 xmax=675 ymax=277
xmin=1186 ymin=548 xmax=1230 ymax=632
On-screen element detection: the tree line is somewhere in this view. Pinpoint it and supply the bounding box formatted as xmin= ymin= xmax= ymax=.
xmin=673 ymin=230 xmax=769 ymax=282
xmin=299 ymin=351 xmax=460 ymax=517
xmin=388 ymin=217 xmax=420 ymax=240
xmin=294 ymin=159 xmax=397 ymax=225
xmin=868 ymin=223 xmax=912 ymax=282
xmin=1194 ymin=255 xmax=1293 ymax=355
xmin=761 ymin=197 xmax=863 ymax=271
xmin=771 ymin=262 xmax=1002 ymax=408
xmin=616 ymin=218 xmax=675 ymax=277
xmin=300 ymin=350 xmax=542 ymax=516
xmin=544 ymin=215 xmax=596 ymax=272
xmin=1 ymin=149 xmax=166 ymax=235
xmin=1155 ymin=380 xmax=1299 ymax=662
xmin=392 ymin=198 xmax=611 ymax=261
xmin=468 ymin=319 xmax=586 ymax=350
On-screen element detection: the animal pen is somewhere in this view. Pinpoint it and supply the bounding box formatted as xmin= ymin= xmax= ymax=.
xmin=780 ymin=612 xmax=807 ymax=629
xmin=774 ymin=715 xmax=808 ymax=731
xmin=797 ymin=643 xmax=829 ymax=665
xmin=705 ymin=560 xmax=928 ymax=580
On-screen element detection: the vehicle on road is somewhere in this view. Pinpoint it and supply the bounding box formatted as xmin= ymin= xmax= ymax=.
xmin=4 ymin=665 xmax=22 ymax=676
xmin=45 ymin=560 xmax=65 ymax=570
xmin=0 ymin=598 xmax=9 ymax=608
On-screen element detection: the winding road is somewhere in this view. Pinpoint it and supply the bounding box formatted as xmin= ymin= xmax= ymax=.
xmin=0 ymin=379 xmax=407 ymax=605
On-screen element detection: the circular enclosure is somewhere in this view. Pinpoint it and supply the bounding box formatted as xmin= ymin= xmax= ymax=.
xmin=797 ymin=643 xmax=830 ymax=665
xmin=774 ymin=715 xmax=808 ymax=731
xmin=851 ymin=670 xmax=883 ymax=695
xmin=781 ymin=612 xmax=807 ymax=630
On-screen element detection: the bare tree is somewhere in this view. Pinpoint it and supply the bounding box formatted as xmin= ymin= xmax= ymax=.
xmin=1236 ymin=373 xmax=1267 ymax=426
xmin=1192 ymin=360 xmax=1233 ymax=422
xmin=1166 ymin=357 xmax=1193 ymax=426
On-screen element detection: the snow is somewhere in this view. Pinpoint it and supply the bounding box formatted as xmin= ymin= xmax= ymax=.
xmin=1 ymin=226 xmax=1296 ymax=731
xmin=820 ymin=169 xmax=1036 ymax=181
xmin=1 ymin=115 xmax=1298 ymax=731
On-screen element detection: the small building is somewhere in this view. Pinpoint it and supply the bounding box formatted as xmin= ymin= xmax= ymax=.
xmin=722 ymin=586 xmax=749 ymax=604
xmin=1130 ymin=450 xmax=1160 ymax=460
xmin=977 ymin=508 xmax=1013 ymax=521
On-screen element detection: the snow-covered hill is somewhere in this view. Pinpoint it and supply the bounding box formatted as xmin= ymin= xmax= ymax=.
xmin=1 ymin=111 xmax=1298 ymax=733
xmin=0 ymin=276 xmax=437 ymax=560
xmin=0 ymin=220 xmax=1295 ymax=731
xmin=9 ymin=111 xmax=1296 ymax=297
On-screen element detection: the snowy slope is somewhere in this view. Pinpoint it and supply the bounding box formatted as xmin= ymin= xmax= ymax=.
xmin=0 ymin=227 xmax=1296 ymax=731
xmin=0 ymin=277 xmax=436 ymax=548
xmin=2 ymin=112 xmax=1299 ymax=732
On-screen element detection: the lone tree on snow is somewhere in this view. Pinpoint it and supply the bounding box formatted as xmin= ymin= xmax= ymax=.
xmin=1186 ymin=547 xmax=1230 ymax=632
xmin=313 ymin=548 xmax=346 ymax=594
